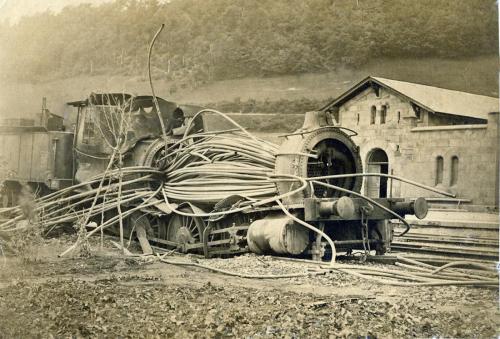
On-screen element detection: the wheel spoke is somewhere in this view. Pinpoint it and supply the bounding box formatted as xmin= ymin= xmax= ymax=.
xmin=165 ymin=208 xmax=204 ymax=252
xmin=189 ymin=222 xmax=198 ymax=235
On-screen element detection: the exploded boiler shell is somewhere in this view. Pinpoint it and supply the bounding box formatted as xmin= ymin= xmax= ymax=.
xmin=247 ymin=216 xmax=309 ymax=255
xmin=274 ymin=118 xmax=363 ymax=204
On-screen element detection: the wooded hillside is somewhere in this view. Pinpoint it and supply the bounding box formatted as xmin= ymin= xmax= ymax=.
xmin=0 ymin=0 xmax=497 ymax=86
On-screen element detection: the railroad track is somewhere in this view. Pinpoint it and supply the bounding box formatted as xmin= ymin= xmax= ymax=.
xmin=391 ymin=218 xmax=499 ymax=262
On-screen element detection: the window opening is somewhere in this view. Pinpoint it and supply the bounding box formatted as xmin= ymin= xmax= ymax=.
xmin=82 ymin=121 xmax=96 ymax=144
xmin=450 ymin=156 xmax=459 ymax=185
xmin=435 ymin=156 xmax=444 ymax=185
xmin=380 ymin=105 xmax=387 ymax=124
xmin=370 ymin=106 xmax=376 ymax=125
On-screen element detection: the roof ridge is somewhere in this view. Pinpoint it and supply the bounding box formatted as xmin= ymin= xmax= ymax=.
xmin=322 ymin=75 xmax=498 ymax=120
xmin=371 ymin=76 xmax=498 ymax=100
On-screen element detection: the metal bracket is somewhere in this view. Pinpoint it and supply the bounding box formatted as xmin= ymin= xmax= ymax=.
xmin=311 ymin=222 xmax=326 ymax=261
xmin=360 ymin=204 xmax=373 ymax=261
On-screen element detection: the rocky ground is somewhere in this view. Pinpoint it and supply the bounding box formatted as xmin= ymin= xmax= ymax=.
xmin=0 ymin=236 xmax=498 ymax=338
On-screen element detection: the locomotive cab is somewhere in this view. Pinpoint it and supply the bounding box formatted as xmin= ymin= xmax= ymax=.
xmin=67 ymin=93 xmax=204 ymax=184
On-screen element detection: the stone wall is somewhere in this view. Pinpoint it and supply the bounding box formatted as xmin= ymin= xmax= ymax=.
xmin=337 ymin=87 xmax=498 ymax=207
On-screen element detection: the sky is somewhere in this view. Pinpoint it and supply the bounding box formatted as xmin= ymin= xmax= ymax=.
xmin=0 ymin=0 xmax=111 ymax=24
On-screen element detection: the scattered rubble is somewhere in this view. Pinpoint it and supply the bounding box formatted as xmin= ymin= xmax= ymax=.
xmin=0 ymin=237 xmax=498 ymax=338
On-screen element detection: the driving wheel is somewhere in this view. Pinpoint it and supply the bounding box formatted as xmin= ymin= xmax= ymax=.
xmin=166 ymin=206 xmax=205 ymax=253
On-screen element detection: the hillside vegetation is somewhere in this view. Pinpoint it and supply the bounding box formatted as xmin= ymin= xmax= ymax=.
xmin=0 ymin=55 xmax=497 ymax=120
xmin=0 ymin=0 xmax=497 ymax=124
xmin=0 ymin=0 xmax=497 ymax=88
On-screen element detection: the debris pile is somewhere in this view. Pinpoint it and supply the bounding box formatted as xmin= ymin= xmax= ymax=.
xmin=0 ymin=167 xmax=160 ymax=235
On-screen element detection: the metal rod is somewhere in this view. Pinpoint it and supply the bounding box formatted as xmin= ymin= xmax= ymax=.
xmin=307 ymin=172 xmax=455 ymax=198
xmin=148 ymin=23 xmax=169 ymax=153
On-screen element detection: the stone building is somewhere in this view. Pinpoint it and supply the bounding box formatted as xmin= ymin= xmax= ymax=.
xmin=322 ymin=76 xmax=499 ymax=210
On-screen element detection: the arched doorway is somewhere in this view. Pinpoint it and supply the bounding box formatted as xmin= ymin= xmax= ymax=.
xmin=366 ymin=148 xmax=389 ymax=198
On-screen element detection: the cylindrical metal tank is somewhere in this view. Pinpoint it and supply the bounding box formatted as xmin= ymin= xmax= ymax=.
xmin=247 ymin=215 xmax=309 ymax=255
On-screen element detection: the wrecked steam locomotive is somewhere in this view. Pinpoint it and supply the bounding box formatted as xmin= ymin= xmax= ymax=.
xmin=0 ymin=93 xmax=430 ymax=260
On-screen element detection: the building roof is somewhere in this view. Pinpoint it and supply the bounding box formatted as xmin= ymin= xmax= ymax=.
xmin=323 ymin=76 xmax=499 ymax=120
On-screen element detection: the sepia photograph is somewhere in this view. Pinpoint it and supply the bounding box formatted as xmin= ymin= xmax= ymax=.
xmin=0 ymin=0 xmax=498 ymax=337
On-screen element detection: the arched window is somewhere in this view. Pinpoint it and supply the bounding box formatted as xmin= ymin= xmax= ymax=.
xmin=397 ymin=111 xmax=401 ymax=124
xmin=370 ymin=106 xmax=376 ymax=125
xmin=380 ymin=105 xmax=387 ymax=124
xmin=450 ymin=156 xmax=459 ymax=185
xmin=356 ymin=113 xmax=360 ymax=125
xmin=435 ymin=156 xmax=444 ymax=185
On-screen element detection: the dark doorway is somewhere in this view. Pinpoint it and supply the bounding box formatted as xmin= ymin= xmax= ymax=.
xmin=366 ymin=148 xmax=389 ymax=198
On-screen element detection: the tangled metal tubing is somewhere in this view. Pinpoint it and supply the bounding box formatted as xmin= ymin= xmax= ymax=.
xmin=0 ymin=167 xmax=162 ymax=233
xmin=156 ymin=251 xmax=497 ymax=287
xmin=0 ymin=107 xmax=496 ymax=287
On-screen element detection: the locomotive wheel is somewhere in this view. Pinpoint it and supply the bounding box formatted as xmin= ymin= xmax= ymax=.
xmin=166 ymin=206 xmax=205 ymax=253
xmin=108 ymin=212 xmax=167 ymax=245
